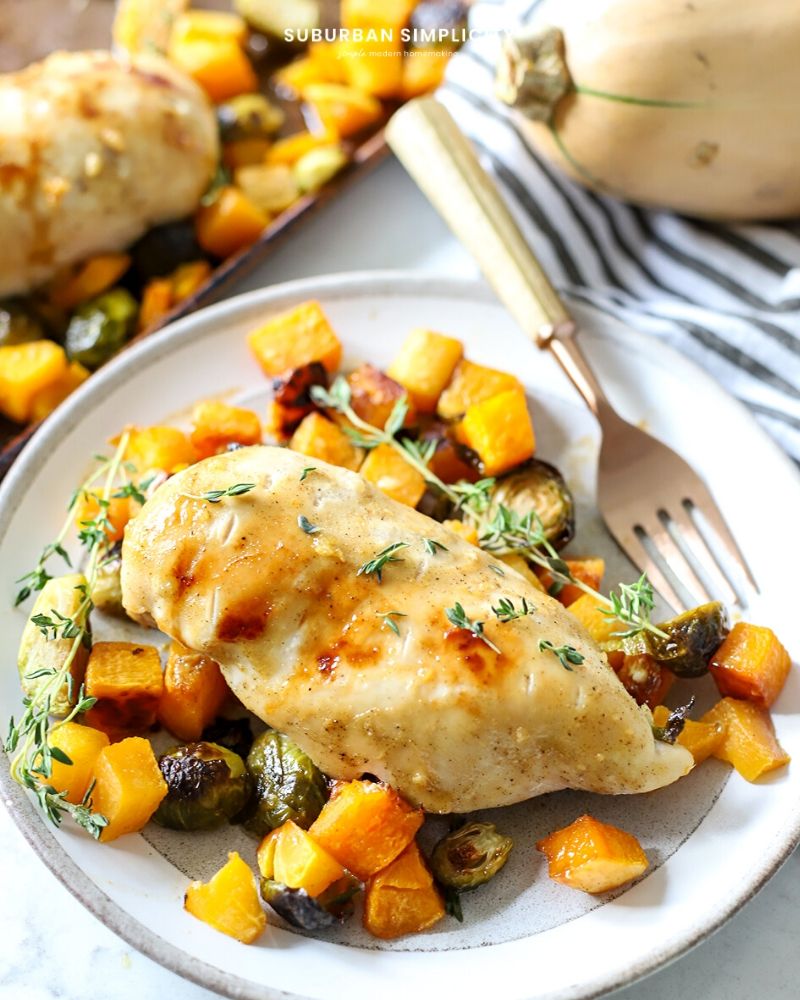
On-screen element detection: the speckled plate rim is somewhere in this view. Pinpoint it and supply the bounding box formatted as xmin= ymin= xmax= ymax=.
xmin=1 ymin=271 xmax=798 ymax=1000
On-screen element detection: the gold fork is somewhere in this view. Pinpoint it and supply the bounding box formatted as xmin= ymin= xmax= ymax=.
xmin=386 ymin=98 xmax=757 ymax=612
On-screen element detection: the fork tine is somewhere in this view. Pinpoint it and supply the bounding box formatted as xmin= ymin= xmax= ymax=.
xmin=668 ymin=506 xmax=740 ymax=607
xmin=683 ymin=485 xmax=760 ymax=594
xmin=644 ymin=519 xmax=713 ymax=607
xmin=607 ymin=527 xmax=684 ymax=614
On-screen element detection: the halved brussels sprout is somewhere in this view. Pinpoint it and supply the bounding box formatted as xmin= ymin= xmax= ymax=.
xmin=217 ymin=94 xmax=285 ymax=142
xmin=431 ymin=821 xmax=513 ymax=892
xmin=65 ymin=288 xmax=138 ymax=370
xmin=260 ymin=874 xmax=360 ymax=930
xmin=625 ymin=601 xmax=729 ymax=678
xmin=243 ymin=730 xmax=328 ymax=837
xmin=202 ymin=716 xmax=254 ymax=761
xmin=485 ymin=459 xmax=575 ymax=549
xmin=154 ymin=742 xmax=252 ymax=831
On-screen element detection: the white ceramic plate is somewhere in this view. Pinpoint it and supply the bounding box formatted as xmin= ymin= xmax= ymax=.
xmin=1 ymin=273 xmax=798 ymax=1000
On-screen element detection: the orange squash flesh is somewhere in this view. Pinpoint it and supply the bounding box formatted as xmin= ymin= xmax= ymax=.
xmin=615 ymin=654 xmax=675 ymax=709
xmin=302 ymin=83 xmax=383 ymax=139
xmin=709 ymin=621 xmax=792 ymax=709
xmin=537 ymin=558 xmax=605 ymax=607
xmin=196 ymin=187 xmax=268 ymax=259
xmin=402 ymin=49 xmax=451 ymax=99
xmin=266 ymin=130 xmax=337 ymax=166
xmin=124 ymin=425 xmax=197 ymax=475
xmin=158 ymin=641 xmax=230 ymax=742
xmin=30 ymin=362 xmax=90 ymax=421
xmin=363 ymin=841 xmax=445 ymax=939
xmin=257 ymin=820 xmax=347 ymax=898
xmin=289 ymin=412 xmax=362 ymax=471
xmin=537 ymin=814 xmax=649 ymax=894
xmin=85 ymin=642 xmax=163 ymax=741
xmin=90 ymin=736 xmax=168 ymax=841
xmin=651 ymin=706 xmax=725 ymax=765
xmin=565 ymin=593 xmax=619 ymax=644
xmin=190 ymin=400 xmax=262 ymax=459
xmin=139 ymin=279 xmax=174 ymax=332
xmin=387 ymin=328 xmax=463 ymax=413
xmin=498 ymin=553 xmax=548 ymax=591
xmin=347 ymin=363 xmax=413 ymax=430
xmin=43 ymin=722 xmax=110 ymax=805
xmin=0 ymin=340 xmax=68 ymax=423
xmin=49 ymin=254 xmax=131 ymax=310
xmin=701 ymin=697 xmax=790 ymax=781
xmin=309 ymin=779 xmax=424 ymax=881
xmin=461 ymin=388 xmax=536 ymax=476
xmin=73 ymin=492 xmax=132 ymax=544
xmin=443 ymin=519 xmax=479 ymax=546
xmin=437 ymin=358 xmax=522 ymax=422
xmin=248 ymin=300 xmax=342 ymax=377
xmin=341 ymin=39 xmax=403 ymax=98
xmin=169 ymin=35 xmax=257 ymax=104
xmin=185 ymin=852 xmax=266 ymax=944
xmin=360 ymin=443 xmax=426 ymax=508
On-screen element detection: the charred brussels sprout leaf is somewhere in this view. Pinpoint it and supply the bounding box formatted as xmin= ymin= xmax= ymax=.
xmin=260 ymin=874 xmax=360 ymax=930
xmin=202 ymin=716 xmax=254 ymax=760
xmin=243 ymin=730 xmax=328 ymax=836
xmin=65 ymin=289 xmax=138 ymax=370
xmin=154 ymin=742 xmax=252 ymax=831
xmin=487 ymin=460 xmax=575 ymax=549
xmin=627 ymin=601 xmax=729 ymax=678
xmin=431 ymin=821 xmax=513 ymax=891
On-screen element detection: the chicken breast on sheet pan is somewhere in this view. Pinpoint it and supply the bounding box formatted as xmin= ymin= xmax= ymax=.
xmin=121 ymin=446 xmax=692 ymax=813
xmin=0 ymin=50 xmax=218 ymax=297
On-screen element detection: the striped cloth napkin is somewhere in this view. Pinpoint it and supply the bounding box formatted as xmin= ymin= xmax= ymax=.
xmin=439 ymin=0 xmax=800 ymax=464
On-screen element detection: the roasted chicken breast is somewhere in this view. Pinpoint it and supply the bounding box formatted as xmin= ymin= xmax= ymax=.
xmin=0 ymin=50 xmax=218 ymax=297
xmin=122 ymin=446 xmax=692 ymax=812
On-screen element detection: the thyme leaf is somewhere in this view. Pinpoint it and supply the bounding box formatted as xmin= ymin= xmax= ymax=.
xmin=445 ymin=603 xmax=501 ymax=654
xmin=298 ymin=515 xmax=320 ymax=535
xmin=538 ymin=640 xmax=585 ymax=671
xmin=492 ymin=597 xmax=533 ymax=622
xmin=423 ymin=538 xmax=448 ymax=556
xmin=376 ymin=610 xmax=407 ymax=636
xmin=358 ymin=542 xmax=409 ymax=584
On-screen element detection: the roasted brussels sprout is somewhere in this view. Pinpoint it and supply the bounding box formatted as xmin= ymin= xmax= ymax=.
xmin=131 ymin=220 xmax=204 ymax=281
xmin=244 ymin=730 xmax=328 ymax=836
xmin=260 ymin=874 xmax=360 ymax=930
xmin=626 ymin=601 xmax=729 ymax=678
xmin=217 ymin=94 xmax=285 ymax=142
xmin=485 ymin=459 xmax=575 ymax=549
xmin=0 ymin=300 xmax=44 ymax=346
xmin=430 ymin=821 xmax=513 ymax=891
xmin=65 ymin=289 xmax=138 ymax=370
xmin=202 ymin=716 xmax=255 ymax=760
xmin=153 ymin=742 xmax=252 ymax=831
xmin=91 ymin=543 xmax=125 ymax=616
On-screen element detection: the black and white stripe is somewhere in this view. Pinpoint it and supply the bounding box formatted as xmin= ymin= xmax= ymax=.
xmin=439 ymin=3 xmax=800 ymax=462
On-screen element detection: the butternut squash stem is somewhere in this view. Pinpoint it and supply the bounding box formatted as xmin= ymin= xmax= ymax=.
xmin=9 ymin=434 xmax=130 ymax=813
xmin=338 ymin=399 xmax=664 ymax=637
xmin=573 ymin=85 xmax=709 ymax=110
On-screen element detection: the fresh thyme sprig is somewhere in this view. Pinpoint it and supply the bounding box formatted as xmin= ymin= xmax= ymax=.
xmin=538 ymin=640 xmax=585 ymax=671
xmin=423 ymin=538 xmax=448 ymax=556
xmin=298 ymin=515 xmax=320 ymax=534
xmin=358 ymin=542 xmax=409 ymax=583
xmin=299 ymin=466 xmax=317 ymax=482
xmin=6 ymin=435 xmax=132 ymax=837
xmin=492 ymin=597 xmax=533 ymax=622
xmin=445 ymin=602 xmax=501 ymax=654
xmin=185 ymin=483 xmax=256 ymax=503
xmin=376 ymin=610 xmax=407 ymax=635
xmin=311 ymin=376 xmax=665 ymax=639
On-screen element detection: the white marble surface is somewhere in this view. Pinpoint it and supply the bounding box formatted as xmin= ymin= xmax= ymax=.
xmin=2 ymin=157 xmax=798 ymax=1000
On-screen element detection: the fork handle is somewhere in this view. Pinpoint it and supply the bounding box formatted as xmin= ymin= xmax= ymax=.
xmin=385 ymin=98 xmax=613 ymax=417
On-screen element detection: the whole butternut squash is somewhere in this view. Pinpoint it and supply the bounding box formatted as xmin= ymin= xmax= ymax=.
xmin=508 ymin=0 xmax=800 ymax=220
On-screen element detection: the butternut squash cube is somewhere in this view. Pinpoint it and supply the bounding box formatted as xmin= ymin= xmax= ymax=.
xmin=290 ymin=412 xmax=362 ymax=471
xmin=537 ymin=814 xmax=649 ymax=894
xmin=437 ymin=359 xmax=522 ymax=422
xmin=222 ymin=137 xmax=272 ymax=171
xmin=169 ymin=35 xmax=257 ymax=104
xmin=44 ymin=722 xmax=109 ymax=805
xmin=85 ymin=642 xmax=163 ymax=741
xmin=125 ymin=425 xmax=197 ymax=475
xmin=308 ymin=41 xmax=346 ymax=83
xmin=171 ymin=9 xmax=249 ymax=46
xmin=248 ymin=300 xmax=342 ymax=377
xmin=0 ymin=340 xmax=68 ymax=423
xmin=195 ymin=186 xmax=268 ymax=259
xmin=427 ymin=436 xmax=475 ymax=484
xmin=347 ymin=363 xmax=413 ymax=429
xmin=30 ymin=362 xmax=90 ymax=422
xmin=363 ymin=841 xmax=445 ymax=939
xmin=461 ymin=388 xmax=535 ymax=476
xmin=443 ymin=519 xmax=478 ymax=546
xmin=309 ymin=779 xmax=424 ymax=880
xmin=91 ymin=736 xmax=168 ymax=841
xmin=498 ymin=553 xmax=547 ymax=592
xmin=341 ymin=38 xmax=403 ymax=98
xmin=651 ymin=706 xmax=725 ymax=765
xmin=702 ymin=697 xmax=790 ymax=781
xmin=158 ymin=641 xmax=230 ymax=741
xmin=709 ymin=621 xmax=792 ymax=709
xmin=360 ymin=443 xmax=426 ymax=507
xmin=566 ymin=594 xmax=619 ymax=644
xmin=615 ymin=654 xmax=674 ymax=709
xmin=190 ymin=400 xmax=262 ymax=459
xmin=275 ymin=56 xmax=334 ymax=95
xmin=266 ymin=130 xmax=337 ymax=166
xmin=387 ymin=328 xmax=463 ymax=413
xmin=171 ymin=261 xmax=213 ymax=303
xmin=49 ymin=254 xmax=131 ymax=311
xmin=302 ymin=83 xmax=383 ymax=139
xmin=538 ymin=557 xmax=605 ymax=607
xmin=341 ymin=0 xmax=416 ymax=30
xmin=73 ymin=491 xmax=133 ymax=544
xmin=185 ymin=852 xmax=266 ymax=944
xmin=402 ymin=49 xmax=450 ymax=99
xmin=139 ymin=278 xmax=174 ymax=332
xmin=258 ymin=820 xmax=346 ymax=898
